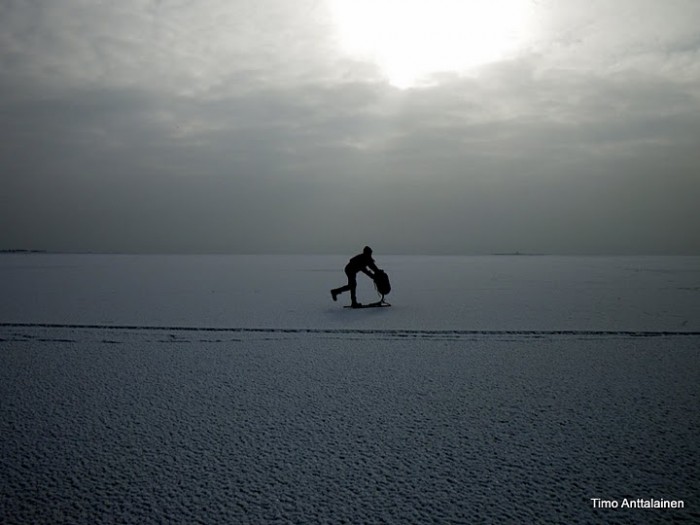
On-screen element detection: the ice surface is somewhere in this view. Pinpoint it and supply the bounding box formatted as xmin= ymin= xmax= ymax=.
xmin=1 ymin=254 xmax=699 ymax=331
xmin=1 ymin=255 xmax=699 ymax=523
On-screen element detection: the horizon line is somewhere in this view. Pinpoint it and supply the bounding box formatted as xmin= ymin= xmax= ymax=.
xmin=2 ymin=322 xmax=699 ymax=338
xmin=2 ymin=249 xmax=700 ymax=257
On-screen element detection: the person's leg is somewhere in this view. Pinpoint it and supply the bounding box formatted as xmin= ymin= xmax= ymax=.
xmin=331 ymin=284 xmax=348 ymax=300
xmin=347 ymin=272 xmax=359 ymax=306
xmin=331 ymin=270 xmax=358 ymax=304
xmin=331 ymin=269 xmax=355 ymax=300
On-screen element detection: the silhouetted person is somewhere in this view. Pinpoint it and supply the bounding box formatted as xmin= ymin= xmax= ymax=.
xmin=331 ymin=246 xmax=380 ymax=308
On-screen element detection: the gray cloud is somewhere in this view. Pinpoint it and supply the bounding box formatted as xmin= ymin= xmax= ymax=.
xmin=1 ymin=0 xmax=699 ymax=254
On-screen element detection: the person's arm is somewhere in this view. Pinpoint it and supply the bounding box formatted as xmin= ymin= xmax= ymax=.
xmin=363 ymin=259 xmax=379 ymax=277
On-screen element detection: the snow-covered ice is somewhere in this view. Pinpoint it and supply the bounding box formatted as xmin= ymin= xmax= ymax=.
xmin=1 ymin=254 xmax=699 ymax=523
xmin=1 ymin=254 xmax=699 ymax=331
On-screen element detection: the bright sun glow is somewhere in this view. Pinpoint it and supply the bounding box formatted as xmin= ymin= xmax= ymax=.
xmin=330 ymin=0 xmax=535 ymax=88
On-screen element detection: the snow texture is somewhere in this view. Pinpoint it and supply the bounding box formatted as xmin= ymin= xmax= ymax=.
xmin=1 ymin=254 xmax=699 ymax=524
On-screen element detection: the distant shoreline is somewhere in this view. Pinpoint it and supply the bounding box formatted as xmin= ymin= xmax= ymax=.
xmin=490 ymin=252 xmax=547 ymax=256
xmin=0 ymin=249 xmax=47 ymax=254
xmin=1 ymin=250 xmax=698 ymax=257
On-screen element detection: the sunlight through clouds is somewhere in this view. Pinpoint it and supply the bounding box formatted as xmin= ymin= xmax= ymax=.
xmin=1 ymin=0 xmax=699 ymax=254
xmin=330 ymin=0 xmax=536 ymax=88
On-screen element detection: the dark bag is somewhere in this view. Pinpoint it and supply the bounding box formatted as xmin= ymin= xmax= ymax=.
xmin=373 ymin=269 xmax=391 ymax=296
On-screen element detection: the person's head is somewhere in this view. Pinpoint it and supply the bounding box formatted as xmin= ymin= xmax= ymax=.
xmin=363 ymin=246 xmax=373 ymax=255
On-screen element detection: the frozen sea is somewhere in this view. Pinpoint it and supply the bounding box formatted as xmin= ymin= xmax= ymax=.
xmin=1 ymin=254 xmax=699 ymax=524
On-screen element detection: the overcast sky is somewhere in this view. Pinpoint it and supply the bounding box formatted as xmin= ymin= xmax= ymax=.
xmin=1 ymin=0 xmax=699 ymax=254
